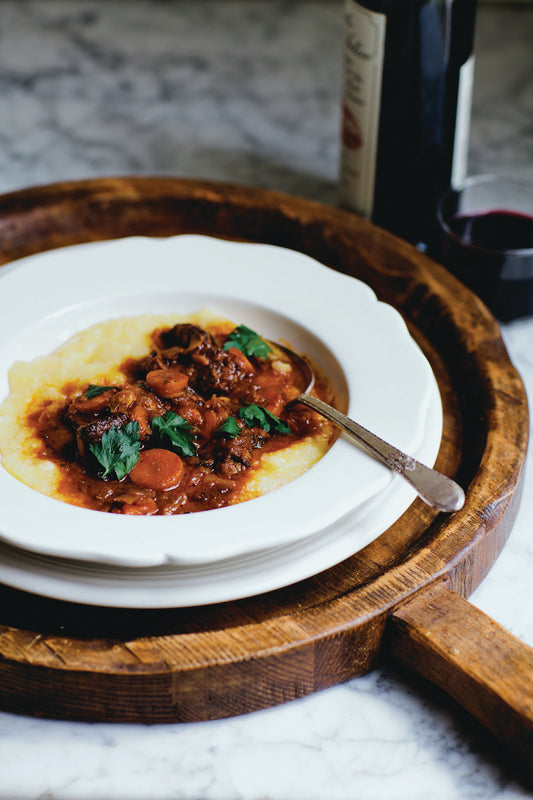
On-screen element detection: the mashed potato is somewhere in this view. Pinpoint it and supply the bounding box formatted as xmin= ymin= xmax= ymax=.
xmin=0 ymin=310 xmax=336 ymax=511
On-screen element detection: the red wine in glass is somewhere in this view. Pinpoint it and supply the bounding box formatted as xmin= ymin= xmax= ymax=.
xmin=438 ymin=180 xmax=533 ymax=322
xmin=449 ymin=209 xmax=533 ymax=252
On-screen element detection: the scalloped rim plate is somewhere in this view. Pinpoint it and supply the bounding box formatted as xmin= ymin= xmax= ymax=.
xmin=0 ymin=235 xmax=437 ymax=566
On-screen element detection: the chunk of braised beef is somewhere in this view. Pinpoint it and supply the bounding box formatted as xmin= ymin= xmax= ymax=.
xmin=142 ymin=324 xmax=249 ymax=397
xmin=162 ymin=324 xmax=209 ymax=350
xmin=65 ymin=383 xmax=169 ymax=442
xmin=185 ymin=473 xmax=239 ymax=510
xmin=143 ymin=324 xmax=211 ymax=372
xmin=210 ymin=425 xmax=267 ymax=477
xmin=75 ymin=413 xmax=130 ymax=475
xmin=191 ymin=349 xmax=249 ymax=396
xmin=107 ymin=384 xmax=167 ymax=417
xmin=171 ymin=389 xmax=209 ymax=431
xmin=64 ymin=387 xmax=120 ymax=428
xmin=107 ymin=384 xmax=169 ymax=438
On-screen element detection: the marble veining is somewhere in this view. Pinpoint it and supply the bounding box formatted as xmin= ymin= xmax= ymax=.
xmin=0 ymin=0 xmax=344 ymax=203
xmin=0 ymin=2 xmax=533 ymax=799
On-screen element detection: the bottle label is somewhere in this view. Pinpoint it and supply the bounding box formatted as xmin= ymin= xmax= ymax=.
xmin=339 ymin=0 xmax=386 ymax=218
xmin=451 ymin=54 xmax=475 ymax=189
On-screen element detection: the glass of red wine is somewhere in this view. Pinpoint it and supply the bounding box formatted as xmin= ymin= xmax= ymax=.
xmin=436 ymin=175 xmax=533 ymax=322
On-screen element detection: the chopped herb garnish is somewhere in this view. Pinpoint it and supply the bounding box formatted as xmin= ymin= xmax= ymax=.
xmin=238 ymin=404 xmax=290 ymax=435
xmin=85 ymin=384 xmax=117 ymax=399
xmin=88 ymin=421 xmax=140 ymax=480
xmin=151 ymin=411 xmax=197 ymax=457
xmin=218 ymin=416 xmax=241 ymax=439
xmin=223 ymin=324 xmax=272 ymax=359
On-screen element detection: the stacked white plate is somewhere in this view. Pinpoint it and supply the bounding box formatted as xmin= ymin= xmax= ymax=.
xmin=0 ymin=235 xmax=443 ymax=607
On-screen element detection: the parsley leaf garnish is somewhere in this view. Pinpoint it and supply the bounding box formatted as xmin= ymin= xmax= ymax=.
xmin=151 ymin=411 xmax=197 ymax=457
xmin=85 ymin=384 xmax=117 ymax=399
xmin=218 ymin=416 xmax=241 ymax=439
xmin=223 ymin=325 xmax=272 ymax=359
xmin=88 ymin=421 xmax=140 ymax=480
xmin=238 ymin=404 xmax=290 ymax=435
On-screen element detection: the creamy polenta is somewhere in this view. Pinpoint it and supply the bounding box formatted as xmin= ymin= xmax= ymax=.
xmin=0 ymin=311 xmax=337 ymax=515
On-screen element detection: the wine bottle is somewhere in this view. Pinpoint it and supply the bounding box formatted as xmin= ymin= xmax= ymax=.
xmin=339 ymin=0 xmax=477 ymax=247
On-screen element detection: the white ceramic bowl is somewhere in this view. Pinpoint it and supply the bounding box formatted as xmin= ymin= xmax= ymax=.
xmin=0 ymin=235 xmax=437 ymax=566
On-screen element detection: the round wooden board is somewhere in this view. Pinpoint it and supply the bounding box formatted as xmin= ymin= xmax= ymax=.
xmin=0 ymin=177 xmax=527 ymax=726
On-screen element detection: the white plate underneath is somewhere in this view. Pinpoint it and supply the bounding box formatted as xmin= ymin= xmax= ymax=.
xmin=0 ymin=383 xmax=443 ymax=608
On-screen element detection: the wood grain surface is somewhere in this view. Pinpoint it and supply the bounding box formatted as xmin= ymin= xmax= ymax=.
xmin=0 ymin=178 xmax=529 ymax=776
xmin=390 ymin=582 xmax=533 ymax=781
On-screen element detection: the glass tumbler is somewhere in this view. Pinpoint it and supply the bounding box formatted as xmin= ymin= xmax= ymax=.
xmin=436 ymin=174 xmax=533 ymax=322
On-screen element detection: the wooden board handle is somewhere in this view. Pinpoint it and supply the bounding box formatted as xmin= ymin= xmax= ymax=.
xmin=388 ymin=581 xmax=533 ymax=783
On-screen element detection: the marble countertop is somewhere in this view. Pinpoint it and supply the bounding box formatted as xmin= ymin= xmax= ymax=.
xmin=1 ymin=2 xmax=533 ymax=798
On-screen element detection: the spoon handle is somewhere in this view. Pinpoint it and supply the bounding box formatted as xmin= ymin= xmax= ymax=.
xmin=297 ymin=394 xmax=465 ymax=513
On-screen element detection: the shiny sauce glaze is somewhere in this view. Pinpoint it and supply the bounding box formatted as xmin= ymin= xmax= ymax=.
xmin=27 ymin=323 xmax=337 ymax=515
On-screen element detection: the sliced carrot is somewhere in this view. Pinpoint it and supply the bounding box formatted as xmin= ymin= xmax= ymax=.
xmin=72 ymin=389 xmax=117 ymax=413
xmin=146 ymin=368 xmax=189 ymax=398
xmin=129 ymin=448 xmax=184 ymax=491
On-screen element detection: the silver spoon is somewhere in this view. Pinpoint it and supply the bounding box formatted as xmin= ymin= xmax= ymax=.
xmin=272 ymin=343 xmax=465 ymax=513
